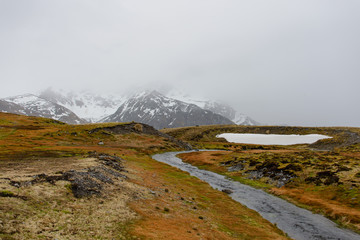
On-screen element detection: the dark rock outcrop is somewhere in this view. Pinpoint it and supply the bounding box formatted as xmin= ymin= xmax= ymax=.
xmin=89 ymin=122 xmax=193 ymax=150
xmin=8 ymin=153 xmax=128 ymax=198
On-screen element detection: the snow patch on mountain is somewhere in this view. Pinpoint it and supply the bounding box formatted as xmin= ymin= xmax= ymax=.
xmin=4 ymin=94 xmax=85 ymax=124
xmin=165 ymin=89 xmax=258 ymax=125
xmin=39 ymin=88 xmax=126 ymax=122
xmin=102 ymin=90 xmax=235 ymax=129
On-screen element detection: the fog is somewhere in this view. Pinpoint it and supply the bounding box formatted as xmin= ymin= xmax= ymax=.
xmin=1 ymin=0 xmax=359 ymax=126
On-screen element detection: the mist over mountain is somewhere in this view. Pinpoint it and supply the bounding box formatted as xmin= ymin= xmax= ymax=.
xmin=0 ymin=87 xmax=259 ymax=128
xmin=2 ymin=94 xmax=86 ymax=124
xmin=102 ymin=90 xmax=235 ymax=129
xmin=1 ymin=1 xmax=360 ymax=127
xmin=39 ymin=88 xmax=126 ymax=123
xmin=165 ymin=89 xmax=259 ymax=126
xmin=39 ymin=87 xmax=258 ymax=127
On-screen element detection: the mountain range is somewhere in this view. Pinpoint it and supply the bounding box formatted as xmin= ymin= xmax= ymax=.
xmin=101 ymin=91 xmax=234 ymax=129
xmin=0 ymin=88 xmax=259 ymax=129
xmin=2 ymin=94 xmax=86 ymax=124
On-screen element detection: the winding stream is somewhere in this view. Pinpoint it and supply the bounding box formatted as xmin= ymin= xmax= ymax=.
xmin=152 ymin=151 xmax=360 ymax=240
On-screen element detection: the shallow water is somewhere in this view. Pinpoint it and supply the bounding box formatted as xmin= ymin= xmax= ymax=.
xmin=152 ymin=151 xmax=359 ymax=240
xmin=217 ymin=133 xmax=332 ymax=145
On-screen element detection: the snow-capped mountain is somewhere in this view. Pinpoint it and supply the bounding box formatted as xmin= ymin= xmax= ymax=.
xmin=166 ymin=90 xmax=259 ymax=125
xmin=39 ymin=88 xmax=126 ymax=123
xmin=3 ymin=94 xmax=86 ymax=124
xmin=0 ymin=87 xmax=259 ymax=128
xmin=0 ymin=99 xmax=27 ymax=115
xmin=102 ymin=91 xmax=235 ymax=129
xmin=233 ymin=112 xmax=260 ymax=125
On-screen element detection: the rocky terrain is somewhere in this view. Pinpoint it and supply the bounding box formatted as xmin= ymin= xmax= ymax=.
xmin=39 ymin=88 xmax=126 ymax=123
xmin=0 ymin=100 xmax=26 ymax=115
xmin=167 ymin=89 xmax=259 ymax=125
xmin=1 ymin=88 xmax=259 ymax=129
xmin=1 ymin=94 xmax=86 ymax=124
xmin=166 ymin=125 xmax=360 ymax=232
xmin=102 ymin=91 xmax=235 ymax=129
xmin=7 ymin=152 xmax=128 ymax=198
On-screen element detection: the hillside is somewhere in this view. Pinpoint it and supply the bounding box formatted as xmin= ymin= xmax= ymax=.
xmin=2 ymin=94 xmax=86 ymax=124
xmin=0 ymin=113 xmax=288 ymax=239
xmin=166 ymin=89 xmax=259 ymax=125
xmin=39 ymin=88 xmax=126 ymax=122
xmin=163 ymin=125 xmax=360 ymax=232
xmin=2 ymin=89 xmax=258 ymax=128
xmin=102 ymin=91 xmax=235 ymax=129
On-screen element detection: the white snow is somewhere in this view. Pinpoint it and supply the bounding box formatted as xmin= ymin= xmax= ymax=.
xmin=3 ymin=94 xmax=78 ymax=121
xmin=217 ymin=133 xmax=332 ymax=145
xmin=6 ymin=94 xmax=39 ymax=105
xmin=63 ymin=94 xmax=126 ymax=122
xmin=166 ymin=90 xmax=211 ymax=108
xmin=38 ymin=90 xmax=127 ymax=122
xmin=166 ymin=89 xmax=257 ymax=125
xmin=232 ymin=112 xmax=258 ymax=125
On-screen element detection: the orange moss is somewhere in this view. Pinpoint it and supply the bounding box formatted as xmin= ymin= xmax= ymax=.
xmin=126 ymin=158 xmax=289 ymax=240
xmin=0 ymin=113 xmax=289 ymax=239
xmin=178 ymin=150 xmax=360 ymax=231
xmin=271 ymin=187 xmax=360 ymax=228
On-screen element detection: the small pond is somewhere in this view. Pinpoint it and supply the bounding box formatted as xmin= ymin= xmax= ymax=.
xmin=216 ymin=133 xmax=332 ymax=145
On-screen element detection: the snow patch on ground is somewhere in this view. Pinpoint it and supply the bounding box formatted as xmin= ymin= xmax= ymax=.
xmin=217 ymin=133 xmax=332 ymax=145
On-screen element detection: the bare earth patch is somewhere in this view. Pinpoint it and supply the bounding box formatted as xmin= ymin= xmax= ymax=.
xmin=0 ymin=157 xmax=98 ymax=179
xmin=0 ymin=155 xmax=151 ymax=239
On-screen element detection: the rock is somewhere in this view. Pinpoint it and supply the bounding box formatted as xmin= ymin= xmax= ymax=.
xmin=227 ymin=163 xmax=244 ymax=172
xmin=6 ymin=152 xmax=128 ymax=198
xmin=63 ymin=171 xmax=103 ymax=198
xmin=282 ymin=163 xmax=302 ymax=172
xmin=222 ymin=189 xmax=233 ymax=194
xmin=89 ymin=122 xmax=193 ymax=150
xmin=305 ymin=171 xmax=340 ymax=186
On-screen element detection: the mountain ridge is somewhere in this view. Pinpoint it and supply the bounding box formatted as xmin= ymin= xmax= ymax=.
xmin=2 ymin=94 xmax=86 ymax=124
xmin=1 ymin=88 xmax=259 ymax=128
xmin=102 ymin=90 xmax=235 ymax=129
xmin=39 ymin=88 xmax=126 ymax=122
xmin=165 ymin=89 xmax=259 ymax=125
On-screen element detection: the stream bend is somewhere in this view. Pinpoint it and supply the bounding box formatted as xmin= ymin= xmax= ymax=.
xmin=152 ymin=151 xmax=359 ymax=240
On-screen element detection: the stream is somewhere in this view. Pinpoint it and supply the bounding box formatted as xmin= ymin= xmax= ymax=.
xmin=152 ymin=151 xmax=360 ymax=240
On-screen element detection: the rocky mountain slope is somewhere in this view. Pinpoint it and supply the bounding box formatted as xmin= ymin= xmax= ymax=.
xmin=166 ymin=90 xmax=259 ymax=125
xmin=1 ymin=88 xmax=258 ymax=128
xmin=0 ymin=99 xmax=27 ymax=115
xmin=40 ymin=88 xmax=259 ymax=126
xmin=102 ymin=91 xmax=235 ymax=129
xmin=2 ymin=94 xmax=86 ymax=124
xmin=232 ymin=112 xmax=260 ymax=125
xmin=39 ymin=88 xmax=126 ymax=122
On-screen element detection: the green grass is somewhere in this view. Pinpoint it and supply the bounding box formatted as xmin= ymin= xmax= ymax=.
xmin=0 ymin=190 xmax=16 ymax=197
xmin=227 ymin=175 xmax=272 ymax=189
xmin=0 ymin=129 xmax=17 ymax=140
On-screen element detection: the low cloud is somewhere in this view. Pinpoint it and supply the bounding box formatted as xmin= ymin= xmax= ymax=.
xmin=0 ymin=0 xmax=359 ymax=126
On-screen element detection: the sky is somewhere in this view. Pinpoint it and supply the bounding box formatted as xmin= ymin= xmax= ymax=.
xmin=0 ymin=0 xmax=360 ymax=127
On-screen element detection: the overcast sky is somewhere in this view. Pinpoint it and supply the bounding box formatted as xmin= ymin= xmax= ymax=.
xmin=1 ymin=0 xmax=359 ymax=127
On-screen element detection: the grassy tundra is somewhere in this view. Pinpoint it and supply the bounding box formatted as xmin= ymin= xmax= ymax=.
xmin=0 ymin=113 xmax=288 ymax=240
xmin=163 ymin=125 xmax=360 ymax=232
